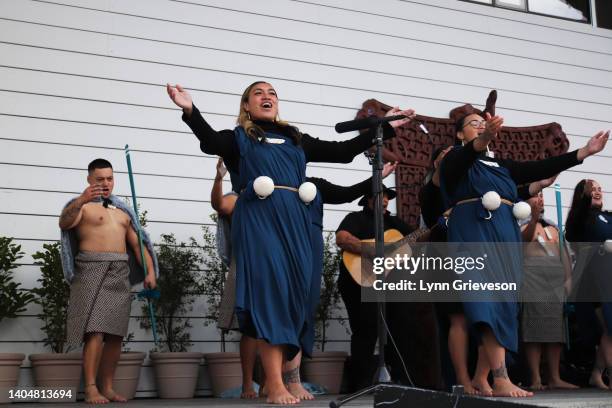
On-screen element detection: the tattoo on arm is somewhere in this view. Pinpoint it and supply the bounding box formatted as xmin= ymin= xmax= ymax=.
xmin=282 ymin=367 xmax=301 ymax=384
xmin=59 ymin=200 xmax=83 ymax=228
xmin=492 ymin=363 xmax=509 ymax=380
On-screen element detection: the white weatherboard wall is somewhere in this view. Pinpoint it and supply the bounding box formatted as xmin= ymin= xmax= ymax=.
xmin=1 ymin=0 xmax=611 ymax=396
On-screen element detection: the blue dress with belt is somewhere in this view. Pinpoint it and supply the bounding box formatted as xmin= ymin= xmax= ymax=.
xmin=232 ymin=127 xmax=312 ymax=358
xmin=440 ymin=140 xmax=583 ymax=352
xmin=182 ymin=106 xmax=394 ymax=359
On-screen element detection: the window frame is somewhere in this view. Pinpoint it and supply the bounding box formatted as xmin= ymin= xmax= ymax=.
xmin=460 ymin=0 xmax=594 ymax=25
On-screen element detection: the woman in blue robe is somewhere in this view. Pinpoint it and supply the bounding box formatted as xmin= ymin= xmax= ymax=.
xmin=566 ymin=179 xmax=612 ymax=390
xmin=439 ymin=112 xmax=608 ymax=397
xmin=167 ymin=81 xmax=412 ymax=404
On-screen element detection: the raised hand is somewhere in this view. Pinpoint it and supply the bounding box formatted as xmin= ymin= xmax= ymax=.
xmin=385 ymin=107 xmax=416 ymax=128
xmin=481 ymin=112 xmax=504 ymax=141
xmin=80 ymin=184 xmax=103 ymax=203
xmin=539 ymin=174 xmax=558 ymax=189
xmin=382 ymin=161 xmax=398 ymax=178
xmin=166 ymin=83 xmax=193 ymax=115
xmin=578 ymin=130 xmax=610 ymax=160
xmin=529 ymin=174 xmax=558 ymax=196
xmin=529 ymin=198 xmax=543 ymax=217
xmin=216 ymin=157 xmax=227 ymax=180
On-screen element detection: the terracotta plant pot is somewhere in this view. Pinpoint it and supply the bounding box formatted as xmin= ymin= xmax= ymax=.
xmin=150 ymin=352 xmax=202 ymax=398
xmin=204 ymin=352 xmax=242 ymax=397
xmin=0 ymin=353 xmax=25 ymax=403
xmin=302 ymin=351 xmax=348 ymax=394
xmin=29 ymin=352 xmax=82 ymax=402
xmin=111 ymin=352 xmax=145 ymax=400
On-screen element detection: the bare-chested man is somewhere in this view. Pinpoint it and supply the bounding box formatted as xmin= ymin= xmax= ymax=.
xmin=59 ymin=158 xmax=157 ymax=404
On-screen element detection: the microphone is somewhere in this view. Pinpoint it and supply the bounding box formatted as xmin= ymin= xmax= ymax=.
xmin=334 ymin=115 xmax=407 ymax=133
xmin=335 ymin=115 xmax=429 ymax=135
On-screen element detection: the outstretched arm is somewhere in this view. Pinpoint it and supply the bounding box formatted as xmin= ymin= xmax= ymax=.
xmin=314 ymin=162 xmax=397 ymax=204
xmin=303 ymin=108 xmax=415 ymax=163
xmin=503 ymin=130 xmax=609 ymax=185
xmin=167 ymin=84 xmax=239 ymax=165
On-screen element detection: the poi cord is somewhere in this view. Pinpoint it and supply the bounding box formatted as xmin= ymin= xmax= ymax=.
xmin=125 ymin=145 xmax=159 ymax=344
xmin=555 ymin=183 xmax=570 ymax=350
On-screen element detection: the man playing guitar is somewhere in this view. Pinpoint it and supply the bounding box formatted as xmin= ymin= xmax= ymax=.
xmin=336 ymin=185 xmax=441 ymax=392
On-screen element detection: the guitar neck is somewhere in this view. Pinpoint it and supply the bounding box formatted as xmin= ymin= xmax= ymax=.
xmin=386 ymin=228 xmax=429 ymax=252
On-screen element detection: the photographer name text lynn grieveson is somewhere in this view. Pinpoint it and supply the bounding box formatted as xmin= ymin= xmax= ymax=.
xmin=372 ymin=280 xmax=517 ymax=292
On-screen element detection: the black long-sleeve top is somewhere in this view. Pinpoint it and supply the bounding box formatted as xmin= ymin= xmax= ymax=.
xmin=308 ymin=177 xmax=371 ymax=205
xmin=182 ymin=105 xmax=396 ymax=175
xmin=440 ymin=139 xmax=583 ymax=197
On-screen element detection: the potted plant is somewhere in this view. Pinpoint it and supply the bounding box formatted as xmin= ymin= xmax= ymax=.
xmin=301 ymin=233 xmax=349 ymax=394
xmin=0 ymin=237 xmax=34 ymax=403
xmin=140 ymin=233 xmax=204 ymax=399
xmin=200 ymin=220 xmax=242 ymax=397
xmin=110 ymin=333 xmax=146 ymax=400
xmin=29 ymin=242 xmax=82 ymax=400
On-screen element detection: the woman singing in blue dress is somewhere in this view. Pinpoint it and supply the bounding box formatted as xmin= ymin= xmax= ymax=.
xmin=167 ymin=81 xmax=412 ymax=404
xmin=439 ymin=111 xmax=608 ymax=397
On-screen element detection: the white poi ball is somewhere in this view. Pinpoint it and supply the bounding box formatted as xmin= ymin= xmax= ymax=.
xmin=604 ymin=240 xmax=612 ymax=253
xmin=512 ymin=201 xmax=531 ymax=220
xmin=298 ymin=181 xmax=317 ymax=204
xmin=482 ymin=191 xmax=501 ymax=211
xmin=253 ymin=176 xmax=274 ymax=199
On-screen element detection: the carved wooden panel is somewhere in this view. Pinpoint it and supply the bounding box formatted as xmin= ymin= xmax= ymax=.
xmin=355 ymin=92 xmax=570 ymax=229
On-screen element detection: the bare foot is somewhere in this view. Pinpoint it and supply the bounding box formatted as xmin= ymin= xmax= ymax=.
xmin=266 ymin=383 xmax=299 ymax=405
xmin=472 ymin=378 xmax=493 ymax=396
xmin=287 ymin=382 xmax=314 ymax=400
xmin=259 ymin=384 xmax=268 ymax=398
xmin=492 ymin=380 xmax=534 ymax=397
xmin=100 ymin=388 xmax=127 ymax=403
xmin=548 ymin=379 xmax=579 ymax=390
xmin=589 ymin=373 xmax=608 ymax=390
xmin=528 ymin=382 xmax=546 ymax=391
xmin=84 ymin=384 xmax=109 ymax=404
xmin=240 ymin=386 xmax=258 ymax=399
xmin=456 ymin=379 xmax=480 ymax=395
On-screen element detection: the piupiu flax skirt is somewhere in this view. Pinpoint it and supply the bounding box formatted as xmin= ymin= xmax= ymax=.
xmin=66 ymin=251 xmax=131 ymax=347
xmin=217 ymin=260 xmax=239 ymax=331
xmin=520 ymin=256 xmax=566 ymax=343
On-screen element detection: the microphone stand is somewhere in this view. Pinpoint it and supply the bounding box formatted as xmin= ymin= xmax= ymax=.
xmin=330 ymin=122 xmax=391 ymax=407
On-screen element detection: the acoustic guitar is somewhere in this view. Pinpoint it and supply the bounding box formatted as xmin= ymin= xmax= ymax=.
xmin=342 ymin=228 xmax=430 ymax=287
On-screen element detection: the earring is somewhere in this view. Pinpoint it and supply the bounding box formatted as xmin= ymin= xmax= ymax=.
xmin=247 ymin=112 xmax=251 ymax=121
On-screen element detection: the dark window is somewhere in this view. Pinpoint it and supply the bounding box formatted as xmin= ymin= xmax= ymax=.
xmin=595 ymin=0 xmax=612 ymax=29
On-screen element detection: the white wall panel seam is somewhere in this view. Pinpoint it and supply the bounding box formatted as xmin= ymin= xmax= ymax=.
xmin=2 ymin=16 xmax=612 ymax=87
